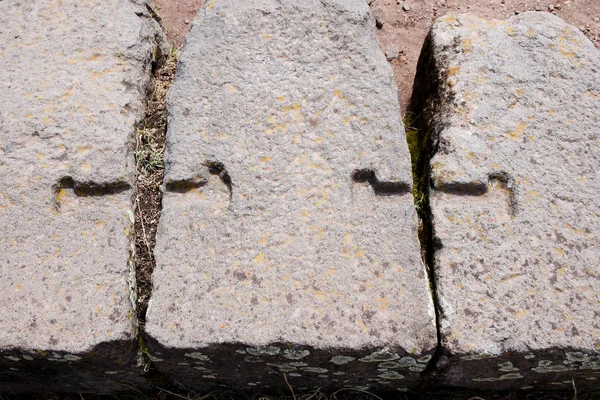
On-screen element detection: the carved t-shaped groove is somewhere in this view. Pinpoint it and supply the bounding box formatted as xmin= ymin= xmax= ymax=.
xmin=53 ymin=176 xmax=130 ymax=211
xmin=434 ymin=171 xmax=518 ymax=217
xmin=352 ymin=169 xmax=411 ymax=196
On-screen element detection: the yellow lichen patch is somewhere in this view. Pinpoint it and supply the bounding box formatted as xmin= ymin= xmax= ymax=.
xmin=55 ymin=188 xmax=68 ymax=205
xmin=357 ymin=319 xmax=369 ymax=334
xmin=76 ymin=145 xmax=92 ymax=154
xmin=96 ymin=284 xmax=102 ymax=290
xmin=257 ymin=233 xmax=269 ymax=245
xmin=447 ymin=66 xmax=461 ymax=77
xmin=253 ymin=252 xmax=266 ymax=264
xmin=315 ymin=191 xmax=329 ymax=207
xmin=554 ymin=247 xmax=565 ymax=256
xmin=506 ymin=122 xmax=527 ymax=139
xmin=443 ymin=15 xmax=457 ymax=24
xmin=377 ymin=297 xmax=390 ymax=310
xmin=462 ymin=38 xmax=472 ymax=53
xmin=343 ymin=115 xmax=356 ymax=125
xmin=315 ymin=137 xmax=323 ymax=143
xmin=260 ymin=156 xmax=272 ymax=163
xmin=506 ymin=27 xmax=516 ymax=37
xmin=584 ymin=90 xmax=600 ymax=100
xmin=515 ymin=88 xmax=525 ymax=96
xmin=207 ymin=0 xmax=216 ymax=11
xmin=15 ymin=283 xmax=22 ymax=291
xmin=229 ymin=85 xmax=238 ymax=92
xmin=515 ymin=309 xmax=527 ymax=318
xmin=333 ymin=89 xmax=342 ymax=97
xmin=262 ymin=33 xmax=272 ymax=40
xmin=276 ymin=95 xmax=285 ymax=101
xmin=81 ymin=161 xmax=92 ymax=171
xmin=43 ymin=116 xmax=55 ymax=125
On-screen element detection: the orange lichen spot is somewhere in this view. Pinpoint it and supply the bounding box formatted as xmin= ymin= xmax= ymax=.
xmin=253 ymin=253 xmax=266 ymax=264
xmin=67 ymin=58 xmax=76 ymax=64
xmin=208 ymin=0 xmax=216 ymax=11
xmin=315 ymin=137 xmax=323 ymax=143
xmin=262 ymin=33 xmax=272 ymax=40
xmin=81 ymin=161 xmax=92 ymax=171
xmin=333 ymin=89 xmax=342 ymax=97
xmin=229 ymin=85 xmax=238 ymax=92
xmin=443 ymin=15 xmax=457 ymax=24
xmin=515 ymin=88 xmax=525 ymax=96
xmin=276 ymin=95 xmax=285 ymax=101
xmin=258 ymin=233 xmax=269 ymax=246
xmin=76 ymin=145 xmax=91 ymax=154
xmin=462 ymin=38 xmax=472 ymax=53
xmin=447 ymin=66 xmax=461 ymax=77
xmin=15 ymin=283 xmax=22 ymax=291
xmin=86 ymin=54 xmax=101 ymax=62
xmin=554 ymin=247 xmax=565 ymax=256
xmin=515 ymin=309 xmax=527 ymax=318
xmin=96 ymin=284 xmax=102 ymax=290
xmin=377 ymin=297 xmax=390 ymax=310
xmin=260 ymin=156 xmax=272 ymax=163
xmin=43 ymin=116 xmax=54 ymax=125
xmin=506 ymin=122 xmax=527 ymax=139
xmin=585 ymin=90 xmax=600 ymax=100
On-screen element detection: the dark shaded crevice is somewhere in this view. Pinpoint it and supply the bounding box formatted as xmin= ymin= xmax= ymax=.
xmin=132 ymin=47 xmax=178 ymax=387
xmin=404 ymin=30 xmax=448 ymax=391
xmin=351 ymin=169 xmax=411 ymax=196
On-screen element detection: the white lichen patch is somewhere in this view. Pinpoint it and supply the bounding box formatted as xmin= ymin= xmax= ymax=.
xmin=63 ymin=354 xmax=82 ymax=361
xmin=331 ymin=355 xmax=355 ymax=365
xmin=283 ymin=349 xmax=310 ymax=359
xmin=533 ymin=360 xmax=569 ymax=373
xmin=398 ymin=356 xmax=417 ymax=367
xmin=22 ymin=355 xmax=33 ymax=361
xmin=104 ymin=371 xmax=118 ymax=375
xmin=247 ymin=346 xmax=280 ymax=356
xmin=418 ymin=355 xmax=433 ymax=363
xmin=498 ymin=361 xmax=519 ymax=372
xmin=302 ymin=367 xmax=328 ymax=373
xmin=4 ymin=356 xmax=19 ymax=362
xmin=184 ymin=352 xmax=210 ymax=361
xmin=377 ymin=371 xmax=405 ymax=380
xmin=378 ymin=361 xmax=399 ymax=369
xmin=359 ymin=350 xmax=399 ymax=363
xmin=472 ymin=373 xmax=523 ymax=382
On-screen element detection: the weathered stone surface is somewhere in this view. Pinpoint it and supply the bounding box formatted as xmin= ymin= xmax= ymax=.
xmin=147 ymin=0 xmax=436 ymax=392
xmin=0 ymin=0 xmax=166 ymax=392
xmin=411 ymin=12 xmax=600 ymax=390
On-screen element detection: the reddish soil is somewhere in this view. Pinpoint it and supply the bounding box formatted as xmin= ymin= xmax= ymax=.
xmin=150 ymin=0 xmax=599 ymax=111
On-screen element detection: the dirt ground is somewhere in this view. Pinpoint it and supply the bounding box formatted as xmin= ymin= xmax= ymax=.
xmin=149 ymin=0 xmax=599 ymax=112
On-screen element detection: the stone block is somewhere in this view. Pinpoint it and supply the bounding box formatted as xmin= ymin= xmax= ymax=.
xmin=146 ymin=0 xmax=436 ymax=393
xmin=0 ymin=0 xmax=166 ymax=393
xmin=411 ymin=12 xmax=600 ymax=390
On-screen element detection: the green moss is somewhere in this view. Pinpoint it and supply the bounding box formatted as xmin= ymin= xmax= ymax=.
xmin=403 ymin=112 xmax=430 ymax=218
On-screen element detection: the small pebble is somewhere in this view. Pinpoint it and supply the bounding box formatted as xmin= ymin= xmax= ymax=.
xmin=402 ymin=4 xmax=410 ymax=11
xmin=184 ymin=19 xmax=190 ymax=24
xmin=548 ymin=4 xmax=554 ymax=11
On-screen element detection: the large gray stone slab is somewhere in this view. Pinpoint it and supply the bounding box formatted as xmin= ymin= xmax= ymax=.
xmin=146 ymin=0 xmax=436 ymax=393
xmin=0 ymin=0 xmax=166 ymax=393
xmin=412 ymin=12 xmax=600 ymax=390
